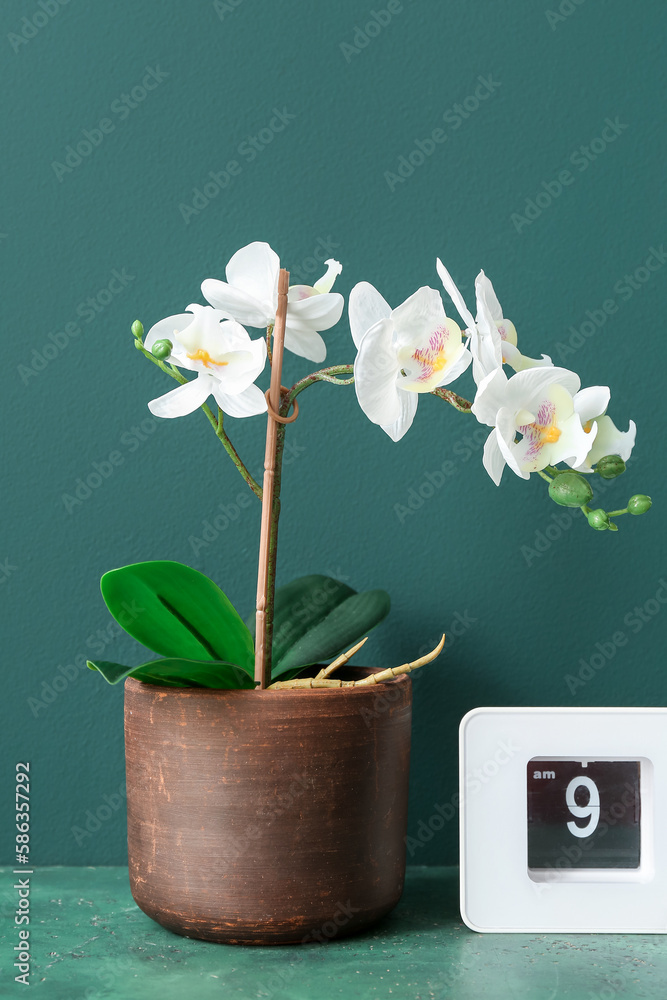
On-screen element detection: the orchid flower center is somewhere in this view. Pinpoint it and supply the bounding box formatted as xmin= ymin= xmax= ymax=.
xmin=187 ymin=348 xmax=227 ymax=369
xmin=406 ymin=328 xmax=449 ymax=383
xmin=517 ymin=400 xmax=561 ymax=455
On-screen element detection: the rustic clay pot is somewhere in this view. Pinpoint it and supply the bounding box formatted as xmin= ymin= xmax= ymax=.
xmin=124 ymin=667 xmax=412 ymax=945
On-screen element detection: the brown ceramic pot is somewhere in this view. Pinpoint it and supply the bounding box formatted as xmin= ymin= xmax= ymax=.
xmin=124 ymin=667 xmax=412 ymax=945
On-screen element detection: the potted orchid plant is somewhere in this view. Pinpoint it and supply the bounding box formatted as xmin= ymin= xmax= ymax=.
xmin=91 ymin=242 xmax=650 ymax=946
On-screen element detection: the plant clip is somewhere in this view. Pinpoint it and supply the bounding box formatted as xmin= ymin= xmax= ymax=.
xmin=265 ymin=386 xmax=299 ymax=424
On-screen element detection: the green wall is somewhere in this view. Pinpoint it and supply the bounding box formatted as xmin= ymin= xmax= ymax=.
xmin=2 ymin=0 xmax=665 ymax=866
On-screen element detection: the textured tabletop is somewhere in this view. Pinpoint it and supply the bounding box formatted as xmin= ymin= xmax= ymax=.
xmin=2 ymin=866 xmax=666 ymax=999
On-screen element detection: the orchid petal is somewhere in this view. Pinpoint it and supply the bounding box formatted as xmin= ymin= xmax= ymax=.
xmin=482 ymin=428 xmax=507 ymax=486
xmin=549 ymin=411 xmax=598 ymax=469
xmin=502 ymin=342 xmax=553 ymax=372
xmin=226 ymin=241 xmax=279 ymax=310
xmin=380 ymin=389 xmax=418 ymax=442
xmin=475 ymin=271 xmax=503 ymax=324
xmin=353 ymin=317 xmax=402 ymax=426
xmin=201 ymin=278 xmax=272 ymax=329
xmin=510 ymin=366 xmax=581 ymax=414
xmin=436 ymin=259 xmax=475 ymax=330
xmin=313 ymin=259 xmax=342 ymax=293
xmin=215 ymin=340 xmax=267 ymax=395
xmin=471 ymin=367 xmax=510 ymax=427
xmin=495 ymin=408 xmax=527 ymax=479
xmin=572 ymin=385 xmax=612 ymax=426
xmin=391 ymin=287 xmax=465 ymax=392
xmin=572 ymin=416 xmax=636 ymax=472
xmin=214 ymin=382 xmax=268 ymax=418
xmin=391 ymin=286 xmax=450 ymax=350
xmin=283 ymin=324 xmax=327 ymax=363
xmin=176 ymin=305 xmax=235 ymax=362
xmin=471 ymin=285 xmax=503 ymax=384
xmin=287 ymin=291 xmax=344 ymax=330
xmin=435 ymin=342 xmax=472 ymax=386
xmin=145 ymin=313 xmax=198 ymax=355
xmin=148 ymin=374 xmax=215 ymax=419
xmin=348 ymin=282 xmax=392 ymax=350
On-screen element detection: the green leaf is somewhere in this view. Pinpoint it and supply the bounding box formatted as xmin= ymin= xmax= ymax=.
xmin=100 ymin=560 xmax=254 ymax=675
xmin=247 ymin=575 xmax=390 ymax=681
xmin=87 ymin=657 xmax=255 ymax=689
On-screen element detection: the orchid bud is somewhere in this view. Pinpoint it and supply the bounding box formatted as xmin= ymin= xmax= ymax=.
xmin=131 ymin=320 xmax=144 ymax=340
xmin=548 ymin=472 xmax=594 ymax=508
xmin=627 ymin=494 xmax=652 ymax=515
xmin=151 ymin=339 xmax=173 ymax=360
xmin=596 ymin=454 xmax=626 ymax=479
xmin=587 ymin=509 xmax=609 ymax=530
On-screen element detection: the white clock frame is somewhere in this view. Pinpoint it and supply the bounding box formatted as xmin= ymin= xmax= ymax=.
xmin=459 ymin=707 xmax=667 ymax=933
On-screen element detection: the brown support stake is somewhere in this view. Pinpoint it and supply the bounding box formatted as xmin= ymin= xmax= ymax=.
xmin=255 ymin=268 xmax=290 ymax=688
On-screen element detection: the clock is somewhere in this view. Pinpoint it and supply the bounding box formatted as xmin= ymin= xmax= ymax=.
xmin=459 ymin=707 xmax=667 ymax=932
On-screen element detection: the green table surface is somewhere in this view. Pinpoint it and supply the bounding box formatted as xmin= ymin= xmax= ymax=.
xmin=2 ymin=866 xmax=666 ymax=999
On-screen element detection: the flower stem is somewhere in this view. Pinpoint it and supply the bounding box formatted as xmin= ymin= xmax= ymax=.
xmin=136 ymin=337 xmax=262 ymax=499
xmin=431 ymin=387 xmax=473 ymax=412
xmin=287 ymin=364 xmax=355 ymax=404
xmin=537 ymin=470 xmax=553 ymax=483
xmin=266 ymin=324 xmax=274 ymax=366
xmin=215 ymin=407 xmax=263 ymax=499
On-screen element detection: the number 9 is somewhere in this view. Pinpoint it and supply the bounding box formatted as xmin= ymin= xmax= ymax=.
xmin=566 ymin=776 xmax=600 ymax=838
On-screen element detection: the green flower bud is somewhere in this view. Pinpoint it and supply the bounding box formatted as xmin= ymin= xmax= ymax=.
xmin=627 ymin=494 xmax=652 ymax=515
xmin=596 ymin=454 xmax=626 ymax=479
xmin=587 ymin=509 xmax=609 ymax=530
xmin=131 ymin=320 xmax=144 ymax=340
xmin=151 ymin=339 xmax=173 ymax=360
xmin=548 ymin=471 xmax=594 ymax=508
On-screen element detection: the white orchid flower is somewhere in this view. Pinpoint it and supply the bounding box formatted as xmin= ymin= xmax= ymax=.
xmin=569 ymin=386 xmax=637 ymax=473
xmin=349 ymin=281 xmax=472 ymax=442
xmin=201 ymin=241 xmax=344 ymax=364
xmin=436 ymin=260 xmax=552 ymax=384
xmin=471 ymin=366 xmax=605 ymax=485
xmin=144 ymin=304 xmax=267 ymax=419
